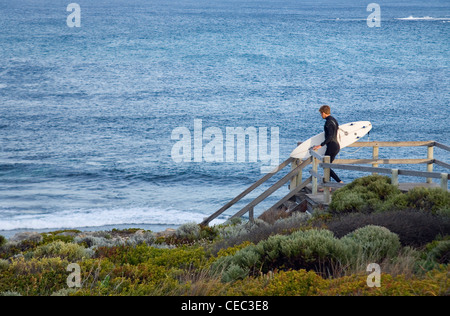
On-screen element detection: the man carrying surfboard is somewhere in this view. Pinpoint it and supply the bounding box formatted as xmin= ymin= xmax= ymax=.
xmin=312 ymin=105 xmax=344 ymax=185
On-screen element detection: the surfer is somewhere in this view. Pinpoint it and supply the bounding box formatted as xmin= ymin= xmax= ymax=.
xmin=312 ymin=105 xmax=344 ymax=184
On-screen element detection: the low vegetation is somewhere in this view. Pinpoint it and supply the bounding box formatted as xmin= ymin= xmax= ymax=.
xmin=0 ymin=175 xmax=449 ymax=296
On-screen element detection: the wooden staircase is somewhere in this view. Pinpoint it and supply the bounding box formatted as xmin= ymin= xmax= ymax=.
xmin=201 ymin=141 xmax=450 ymax=226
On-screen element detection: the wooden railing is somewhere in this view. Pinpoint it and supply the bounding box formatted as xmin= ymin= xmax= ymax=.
xmin=310 ymin=141 xmax=450 ymax=204
xmin=201 ymin=141 xmax=449 ymax=226
xmin=200 ymin=157 xmax=313 ymax=225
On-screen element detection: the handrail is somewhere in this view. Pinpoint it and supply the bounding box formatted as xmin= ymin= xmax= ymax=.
xmin=314 ymin=140 xmax=449 ymax=190
xmin=434 ymin=142 xmax=450 ymax=152
xmin=200 ymin=157 xmax=294 ymax=226
xmin=346 ymin=141 xmax=435 ymax=148
xmin=320 ymin=162 xmax=450 ymax=180
xmin=310 ymin=140 xmax=450 ymax=203
xmin=230 ymin=158 xmax=312 ymax=220
xmin=267 ymin=177 xmax=313 ymax=213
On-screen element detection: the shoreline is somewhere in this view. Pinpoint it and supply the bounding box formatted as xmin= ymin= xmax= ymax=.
xmin=0 ymin=223 xmax=180 ymax=240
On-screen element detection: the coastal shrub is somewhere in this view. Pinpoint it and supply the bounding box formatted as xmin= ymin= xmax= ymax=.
xmin=213 ymin=229 xmax=355 ymax=282
xmin=32 ymin=240 xmax=93 ymax=262
xmin=176 ymin=222 xmax=201 ymax=240
xmin=75 ymin=235 xmax=124 ymax=248
xmin=329 ymin=175 xmax=402 ymax=213
xmin=0 ymin=239 xmax=42 ymax=260
xmin=322 ymin=210 xmax=450 ymax=247
xmin=94 ymin=243 xmax=209 ymax=271
xmin=425 ymin=240 xmax=450 ymax=265
xmin=0 ymin=235 xmax=6 ymax=247
xmin=341 ymin=225 xmax=401 ymax=264
xmin=215 ymin=241 xmax=254 ymax=260
xmin=277 ymin=229 xmax=351 ymax=273
xmin=0 ymin=259 xmax=9 ymax=271
xmin=330 ymin=175 xmax=450 ymax=215
xmin=0 ymin=257 xmax=70 ymax=296
xmin=214 ymin=265 xmax=450 ymax=296
xmin=212 ymin=213 xmax=310 ymax=254
xmin=323 ymin=266 xmax=450 ymax=296
xmin=174 ymin=223 xmax=218 ymax=244
xmin=212 ymin=244 xmax=260 ymax=282
xmin=213 ymin=225 xmax=405 ymax=282
xmin=41 ymin=230 xmax=80 ymax=244
xmin=95 ymin=244 xmax=158 ymax=265
xmin=383 ymin=187 xmax=450 ymax=214
xmin=220 ymin=269 xmax=327 ymax=296
xmin=263 ymin=269 xmax=326 ymax=296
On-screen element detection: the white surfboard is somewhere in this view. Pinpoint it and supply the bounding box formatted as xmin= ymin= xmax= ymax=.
xmin=290 ymin=121 xmax=372 ymax=159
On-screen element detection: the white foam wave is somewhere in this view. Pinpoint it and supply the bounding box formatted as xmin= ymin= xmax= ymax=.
xmin=0 ymin=207 xmax=223 ymax=231
xmin=396 ymin=16 xmax=450 ymax=21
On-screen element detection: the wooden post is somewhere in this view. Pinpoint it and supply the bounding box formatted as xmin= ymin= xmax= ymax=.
xmin=249 ymin=206 xmax=254 ymax=223
xmin=294 ymin=142 xmax=303 ymax=189
xmin=290 ymin=159 xmax=298 ymax=191
xmin=427 ymin=145 xmax=434 ymax=184
xmin=391 ymin=169 xmax=399 ymax=186
xmin=441 ymin=173 xmax=448 ymax=191
xmin=296 ymin=160 xmax=303 ymax=188
xmin=312 ymin=157 xmax=318 ymax=194
xmin=323 ymin=156 xmax=331 ymax=204
xmin=372 ymin=145 xmax=379 ymax=175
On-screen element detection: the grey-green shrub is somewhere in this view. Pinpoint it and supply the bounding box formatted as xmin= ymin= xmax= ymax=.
xmin=426 ymin=240 xmax=450 ymax=264
xmin=213 ymin=226 xmax=403 ymax=282
xmin=385 ymin=187 xmax=450 ymax=214
xmin=341 ymin=225 xmax=401 ymax=263
xmin=281 ymin=229 xmax=350 ymax=264
xmin=32 ymin=240 xmax=92 ymax=261
xmin=329 ymin=175 xmax=402 ymax=213
xmin=176 ymin=222 xmax=201 ymax=240
xmin=214 ymin=229 xmax=353 ymax=281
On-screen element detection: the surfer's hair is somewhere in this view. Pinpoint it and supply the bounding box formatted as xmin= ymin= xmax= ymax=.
xmin=319 ymin=105 xmax=330 ymax=115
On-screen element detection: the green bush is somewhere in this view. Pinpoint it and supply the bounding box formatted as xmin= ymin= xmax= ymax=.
xmin=0 ymin=257 xmax=70 ymax=296
xmin=330 ymin=175 xmax=402 ymax=213
xmin=32 ymin=240 xmax=93 ymax=262
xmin=341 ymin=225 xmax=401 ymax=264
xmin=213 ymin=225 xmax=405 ymax=282
xmin=278 ymin=229 xmax=350 ymax=272
xmin=384 ymin=187 xmax=450 ymax=214
xmin=0 ymin=235 xmax=6 ymax=248
xmin=425 ymin=239 xmax=450 ymax=265
xmin=329 ymin=175 xmax=450 ymax=215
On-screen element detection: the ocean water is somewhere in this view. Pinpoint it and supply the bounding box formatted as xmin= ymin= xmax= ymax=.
xmin=0 ymin=0 xmax=449 ymax=237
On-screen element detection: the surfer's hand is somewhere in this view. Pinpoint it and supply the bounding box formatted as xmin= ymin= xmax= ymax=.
xmin=313 ymin=145 xmax=322 ymax=151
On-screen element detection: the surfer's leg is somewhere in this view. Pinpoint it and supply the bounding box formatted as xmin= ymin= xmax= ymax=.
xmin=329 ymin=169 xmax=342 ymax=183
xmin=325 ymin=142 xmax=342 ymax=183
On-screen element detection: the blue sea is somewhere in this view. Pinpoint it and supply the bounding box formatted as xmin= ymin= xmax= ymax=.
xmin=0 ymin=0 xmax=449 ymax=237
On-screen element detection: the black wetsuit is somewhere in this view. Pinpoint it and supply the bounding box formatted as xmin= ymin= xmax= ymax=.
xmin=320 ymin=116 xmax=342 ymax=183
